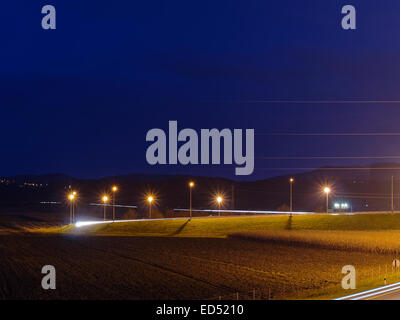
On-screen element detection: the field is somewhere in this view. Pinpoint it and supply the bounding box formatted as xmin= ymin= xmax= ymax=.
xmin=1 ymin=234 xmax=397 ymax=300
xmin=45 ymin=212 xmax=400 ymax=237
xmin=229 ymin=230 xmax=400 ymax=254
xmin=2 ymin=212 xmax=400 ymax=300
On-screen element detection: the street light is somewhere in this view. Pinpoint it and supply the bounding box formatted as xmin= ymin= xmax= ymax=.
xmin=216 ymin=195 xmax=223 ymax=217
xmin=68 ymin=193 xmax=75 ymax=224
xmin=189 ymin=181 xmax=194 ymax=220
xmin=147 ymin=195 xmax=154 ymax=219
xmin=72 ymin=191 xmax=77 ymax=221
xmin=289 ymin=178 xmax=294 ymax=212
xmin=102 ymin=195 xmax=109 ymax=221
xmin=112 ymin=186 xmax=118 ymax=221
xmin=323 ymin=187 xmax=331 ymax=213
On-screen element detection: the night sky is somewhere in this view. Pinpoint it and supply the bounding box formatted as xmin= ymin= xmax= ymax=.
xmin=2 ymin=0 xmax=400 ymax=180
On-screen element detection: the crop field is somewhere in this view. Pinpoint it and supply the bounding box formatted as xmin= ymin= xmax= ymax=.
xmin=3 ymin=213 xmax=400 ymax=300
xmin=0 ymin=211 xmax=65 ymax=234
xmin=0 ymin=234 xmax=397 ymax=300
xmin=229 ymin=230 xmax=400 ymax=254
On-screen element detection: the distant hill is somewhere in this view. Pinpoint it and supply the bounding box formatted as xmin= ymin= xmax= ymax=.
xmin=1 ymin=163 xmax=399 ymax=212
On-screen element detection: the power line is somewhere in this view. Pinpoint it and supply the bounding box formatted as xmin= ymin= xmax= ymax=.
xmin=234 ymin=100 xmax=400 ymax=104
xmin=235 ymin=188 xmax=398 ymax=198
xmin=257 ymin=156 xmax=400 ymax=160
xmin=256 ymin=132 xmax=400 ymax=136
xmin=256 ymin=167 xmax=400 ymax=171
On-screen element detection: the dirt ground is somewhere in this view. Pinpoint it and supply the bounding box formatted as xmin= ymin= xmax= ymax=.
xmin=0 ymin=234 xmax=394 ymax=300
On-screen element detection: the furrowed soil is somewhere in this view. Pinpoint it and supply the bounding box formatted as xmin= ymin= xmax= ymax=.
xmin=0 ymin=234 xmax=396 ymax=300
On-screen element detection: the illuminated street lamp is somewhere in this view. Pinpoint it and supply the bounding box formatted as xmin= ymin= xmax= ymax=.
xmin=147 ymin=196 xmax=154 ymax=219
xmin=216 ymin=195 xmax=223 ymax=217
xmin=112 ymin=186 xmax=118 ymax=222
xmin=102 ymin=195 xmax=109 ymax=221
xmin=289 ymin=178 xmax=294 ymax=212
xmin=189 ymin=181 xmax=194 ymax=220
xmin=323 ymin=187 xmax=331 ymax=213
xmin=68 ymin=193 xmax=75 ymax=224
xmin=72 ymin=191 xmax=77 ymax=221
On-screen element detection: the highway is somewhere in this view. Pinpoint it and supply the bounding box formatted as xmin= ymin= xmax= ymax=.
xmin=335 ymin=282 xmax=400 ymax=300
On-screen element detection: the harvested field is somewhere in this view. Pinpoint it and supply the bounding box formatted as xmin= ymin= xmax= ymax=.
xmin=229 ymin=230 xmax=400 ymax=254
xmin=0 ymin=234 xmax=397 ymax=300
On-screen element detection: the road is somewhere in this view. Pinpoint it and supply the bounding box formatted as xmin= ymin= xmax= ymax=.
xmin=335 ymin=282 xmax=400 ymax=300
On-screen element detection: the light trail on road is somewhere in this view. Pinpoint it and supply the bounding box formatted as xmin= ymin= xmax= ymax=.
xmin=335 ymin=282 xmax=400 ymax=300
xmin=173 ymin=208 xmax=315 ymax=215
xmin=74 ymin=211 xmax=318 ymax=228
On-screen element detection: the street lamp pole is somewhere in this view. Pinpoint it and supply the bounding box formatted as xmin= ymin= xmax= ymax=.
xmin=72 ymin=191 xmax=77 ymax=222
xmin=112 ymin=186 xmax=118 ymax=221
xmin=70 ymin=199 xmax=73 ymax=224
xmin=289 ymin=178 xmax=294 ymax=212
xmin=102 ymin=195 xmax=109 ymax=221
xmin=216 ymin=196 xmax=223 ymax=217
xmin=189 ymin=182 xmax=194 ymax=220
xmin=326 ymin=192 xmax=329 ymax=213
xmin=148 ymin=196 xmax=153 ymax=219
xmin=323 ymin=187 xmax=331 ymax=214
xmin=68 ymin=193 xmax=75 ymax=224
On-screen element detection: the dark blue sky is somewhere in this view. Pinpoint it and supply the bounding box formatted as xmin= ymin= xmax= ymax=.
xmin=2 ymin=0 xmax=400 ymax=180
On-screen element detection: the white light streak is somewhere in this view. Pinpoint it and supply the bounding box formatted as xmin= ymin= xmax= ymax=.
xmin=334 ymin=282 xmax=400 ymax=300
xmin=173 ymin=208 xmax=315 ymax=215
